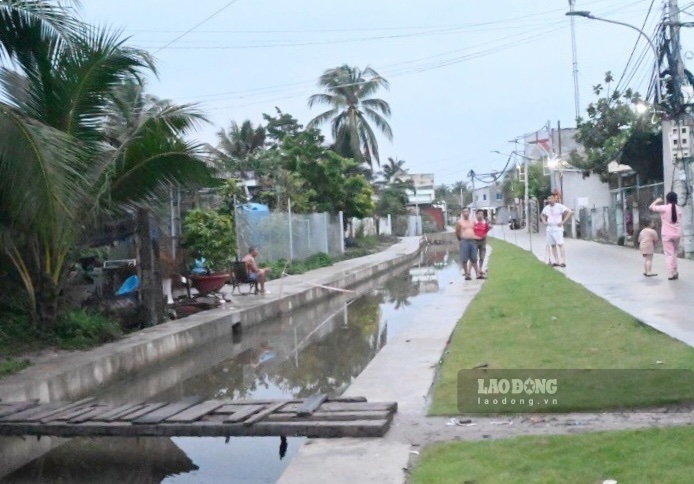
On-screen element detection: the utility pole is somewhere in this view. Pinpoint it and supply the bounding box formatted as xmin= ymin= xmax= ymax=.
xmin=568 ymin=0 xmax=581 ymax=122
xmin=666 ymin=0 xmax=694 ymax=257
xmin=468 ymin=170 xmax=476 ymax=209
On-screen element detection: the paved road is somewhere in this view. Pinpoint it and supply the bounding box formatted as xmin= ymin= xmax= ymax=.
xmin=491 ymin=225 xmax=694 ymax=348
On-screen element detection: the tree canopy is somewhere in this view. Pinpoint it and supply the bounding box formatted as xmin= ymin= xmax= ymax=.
xmin=307 ymin=65 xmax=392 ymax=169
xmin=571 ymin=72 xmax=662 ymax=182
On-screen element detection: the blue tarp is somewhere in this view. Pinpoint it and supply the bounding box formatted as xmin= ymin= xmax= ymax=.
xmin=115 ymin=275 xmax=139 ymax=295
xmin=240 ymin=203 xmax=269 ymax=212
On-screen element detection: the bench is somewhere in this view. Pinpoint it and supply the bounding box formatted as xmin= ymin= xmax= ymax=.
xmin=230 ymin=261 xmax=258 ymax=295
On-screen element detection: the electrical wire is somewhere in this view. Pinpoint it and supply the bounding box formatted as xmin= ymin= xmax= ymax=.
xmin=614 ymin=0 xmax=656 ymax=96
xmin=153 ymin=0 xmax=241 ymax=53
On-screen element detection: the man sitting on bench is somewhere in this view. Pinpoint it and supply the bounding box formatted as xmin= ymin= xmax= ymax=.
xmin=241 ymin=247 xmax=271 ymax=294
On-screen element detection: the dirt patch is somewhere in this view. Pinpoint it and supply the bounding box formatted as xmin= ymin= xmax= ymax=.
xmin=399 ymin=405 xmax=694 ymax=478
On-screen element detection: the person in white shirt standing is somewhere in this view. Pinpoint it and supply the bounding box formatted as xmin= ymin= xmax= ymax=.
xmin=540 ymin=195 xmax=573 ymax=267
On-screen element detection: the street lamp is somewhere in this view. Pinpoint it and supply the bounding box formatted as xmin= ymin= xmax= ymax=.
xmin=566 ymin=11 xmax=662 ymax=106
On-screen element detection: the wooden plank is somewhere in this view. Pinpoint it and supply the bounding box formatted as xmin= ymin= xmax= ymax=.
xmin=133 ymin=397 xmax=205 ymax=424
xmin=296 ymin=393 xmax=328 ymax=417
xmin=0 ymin=401 xmax=40 ymax=419
xmin=41 ymin=404 xmax=102 ymax=423
xmin=69 ymin=405 xmax=117 ymax=423
xmin=223 ymin=404 xmax=265 ymax=423
xmin=2 ymin=403 xmax=66 ymax=422
xmin=265 ymin=410 xmax=391 ymax=422
xmin=243 ymin=401 xmax=287 ymax=426
xmin=25 ymin=398 xmax=95 ymax=423
xmin=117 ymin=403 xmax=168 ymax=422
xmin=97 ymin=403 xmax=146 ymax=422
xmin=230 ymin=398 xmax=303 ymax=405
xmin=314 ymin=402 xmax=397 ymax=413
xmin=214 ymin=397 xmax=368 ymax=414
xmin=165 ymin=400 xmax=228 ymax=423
xmin=0 ymin=418 xmax=392 ymax=438
xmin=327 ymin=396 xmax=367 ymax=403
xmin=213 ymin=404 xmax=246 ymax=415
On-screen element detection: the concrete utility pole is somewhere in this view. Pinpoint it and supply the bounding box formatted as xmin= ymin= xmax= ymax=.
xmin=468 ymin=170 xmax=476 ymax=209
xmin=666 ymin=0 xmax=694 ymax=257
xmin=568 ymin=0 xmax=581 ymax=121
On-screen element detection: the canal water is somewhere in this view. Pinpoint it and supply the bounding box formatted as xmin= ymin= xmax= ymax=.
xmin=0 ymin=243 xmax=460 ymax=484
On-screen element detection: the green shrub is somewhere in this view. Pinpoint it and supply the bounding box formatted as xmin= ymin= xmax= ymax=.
xmin=55 ymin=310 xmax=122 ymax=350
xmin=266 ymin=252 xmax=334 ymax=280
xmin=0 ymin=358 xmax=30 ymax=377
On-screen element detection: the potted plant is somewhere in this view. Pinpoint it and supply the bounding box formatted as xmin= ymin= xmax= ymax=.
xmin=182 ymin=208 xmax=237 ymax=295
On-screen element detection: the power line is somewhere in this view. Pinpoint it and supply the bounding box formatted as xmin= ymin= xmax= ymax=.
xmin=614 ymin=0 xmax=657 ymax=94
xmin=153 ymin=0 xmax=241 ymax=53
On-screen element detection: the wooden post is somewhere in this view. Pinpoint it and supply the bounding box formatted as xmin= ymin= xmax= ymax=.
xmin=136 ymin=208 xmax=164 ymax=326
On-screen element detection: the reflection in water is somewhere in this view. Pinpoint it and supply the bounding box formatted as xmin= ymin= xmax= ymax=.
xmin=279 ymin=436 xmax=288 ymax=460
xmin=3 ymin=438 xmax=198 ymax=484
xmin=1 ymin=246 xmax=460 ymax=484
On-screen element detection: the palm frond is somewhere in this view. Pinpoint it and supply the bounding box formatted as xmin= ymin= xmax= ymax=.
xmin=0 ymin=0 xmax=81 ymax=63
xmin=362 ymin=107 xmax=393 ymax=140
xmin=361 ymin=97 xmax=391 ymax=117
xmin=60 ymin=25 xmax=155 ymax=140
xmin=307 ymin=93 xmax=336 ymax=108
xmin=307 ymin=107 xmax=338 ymax=130
xmin=0 ymin=103 xmax=88 ymax=236
xmin=356 ymin=115 xmax=380 ymax=166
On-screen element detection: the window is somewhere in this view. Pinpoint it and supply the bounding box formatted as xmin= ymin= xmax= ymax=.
xmin=483 ymin=194 xmax=487 ymax=201
xmin=496 ymin=193 xmax=503 ymax=201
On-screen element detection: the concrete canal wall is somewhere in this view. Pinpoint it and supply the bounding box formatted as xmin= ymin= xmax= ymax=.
xmin=0 ymin=237 xmax=423 ymax=404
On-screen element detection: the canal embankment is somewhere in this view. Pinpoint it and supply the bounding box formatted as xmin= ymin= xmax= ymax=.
xmin=0 ymin=237 xmax=423 ymax=404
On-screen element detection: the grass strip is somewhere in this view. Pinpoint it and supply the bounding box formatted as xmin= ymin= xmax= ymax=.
xmin=430 ymin=238 xmax=694 ymax=415
xmin=411 ymin=426 xmax=694 ymax=484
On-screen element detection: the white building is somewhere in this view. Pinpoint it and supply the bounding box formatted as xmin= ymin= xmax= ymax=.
xmin=469 ymin=183 xmax=503 ymax=211
xmin=400 ymin=173 xmax=436 ymax=206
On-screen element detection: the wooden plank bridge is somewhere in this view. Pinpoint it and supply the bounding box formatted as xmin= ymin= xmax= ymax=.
xmin=0 ymin=395 xmax=397 ymax=439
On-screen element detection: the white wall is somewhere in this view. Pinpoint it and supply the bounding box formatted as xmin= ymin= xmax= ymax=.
xmin=552 ymin=171 xmax=611 ymax=211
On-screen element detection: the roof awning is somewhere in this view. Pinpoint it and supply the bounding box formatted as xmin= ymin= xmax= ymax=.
xmin=607 ymin=160 xmax=633 ymax=173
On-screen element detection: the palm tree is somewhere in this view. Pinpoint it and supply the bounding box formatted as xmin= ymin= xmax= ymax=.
xmin=0 ymin=0 xmax=80 ymax=61
xmin=379 ymin=157 xmax=407 ymax=184
xmin=307 ymin=65 xmax=392 ymax=168
xmin=211 ymin=120 xmax=266 ymax=180
xmin=1 ymin=15 xmax=215 ymax=327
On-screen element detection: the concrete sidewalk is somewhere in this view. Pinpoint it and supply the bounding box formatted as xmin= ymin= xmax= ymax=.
xmin=279 ymin=240 xmax=484 ymax=484
xmin=492 ymin=226 xmax=694 ymax=348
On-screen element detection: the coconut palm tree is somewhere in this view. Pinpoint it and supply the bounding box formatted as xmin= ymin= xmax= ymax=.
xmin=307 ymin=65 xmax=392 ymax=169
xmin=1 ymin=14 xmax=214 ymax=327
xmin=211 ymin=120 xmax=266 ymax=179
xmin=380 ymin=157 xmax=407 ymax=184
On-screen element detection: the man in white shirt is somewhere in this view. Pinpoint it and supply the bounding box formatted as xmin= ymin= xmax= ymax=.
xmin=540 ymin=195 xmax=572 ymax=267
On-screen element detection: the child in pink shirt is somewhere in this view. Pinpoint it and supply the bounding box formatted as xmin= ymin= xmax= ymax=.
xmin=649 ymin=192 xmax=683 ymax=280
xmin=638 ymin=219 xmax=658 ymax=277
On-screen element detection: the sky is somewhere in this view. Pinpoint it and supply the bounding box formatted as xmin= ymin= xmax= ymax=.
xmin=79 ymin=0 xmax=694 ymax=187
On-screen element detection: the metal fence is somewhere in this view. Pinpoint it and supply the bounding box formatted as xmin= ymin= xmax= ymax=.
xmin=575 ymin=183 xmax=664 ymax=246
xmin=235 ymin=209 xmax=344 ymax=262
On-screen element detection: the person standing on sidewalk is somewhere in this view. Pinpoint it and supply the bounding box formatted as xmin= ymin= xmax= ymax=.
xmin=473 ymin=209 xmax=492 ymax=277
xmin=638 ymin=219 xmax=658 ymax=277
xmin=540 ymin=195 xmax=572 ymax=267
xmin=455 ymin=208 xmax=481 ymax=280
xmin=650 ymin=192 xmax=683 ymax=280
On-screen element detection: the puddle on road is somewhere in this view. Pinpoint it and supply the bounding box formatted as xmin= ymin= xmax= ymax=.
xmin=1 ymin=243 xmax=460 ymax=484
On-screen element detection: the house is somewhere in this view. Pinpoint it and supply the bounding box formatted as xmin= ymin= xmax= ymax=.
xmin=469 ymin=183 xmax=503 ymax=210
xmin=398 ymin=173 xmax=445 ymax=231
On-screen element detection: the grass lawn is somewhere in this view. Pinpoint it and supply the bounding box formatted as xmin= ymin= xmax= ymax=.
xmin=430 ymin=239 xmax=694 ymax=415
xmin=411 ymin=426 xmax=694 ymax=484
